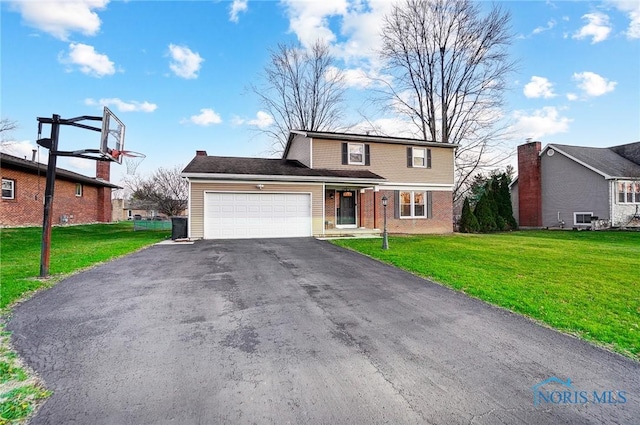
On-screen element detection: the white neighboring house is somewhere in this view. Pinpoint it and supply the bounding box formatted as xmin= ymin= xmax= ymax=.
xmin=511 ymin=141 xmax=640 ymax=229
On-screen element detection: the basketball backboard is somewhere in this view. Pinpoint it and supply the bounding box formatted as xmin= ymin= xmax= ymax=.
xmin=100 ymin=107 xmax=126 ymax=163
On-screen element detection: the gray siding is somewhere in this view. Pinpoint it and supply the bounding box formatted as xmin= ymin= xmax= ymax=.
xmin=541 ymin=151 xmax=609 ymax=227
xmin=285 ymin=134 xmax=311 ymax=167
xmin=510 ymin=181 xmax=519 ymax=226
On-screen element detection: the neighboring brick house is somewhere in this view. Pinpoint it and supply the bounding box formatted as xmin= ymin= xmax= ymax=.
xmin=182 ymin=130 xmax=457 ymax=239
xmin=511 ymin=140 xmax=640 ymax=229
xmin=1 ymin=153 xmax=119 ymax=227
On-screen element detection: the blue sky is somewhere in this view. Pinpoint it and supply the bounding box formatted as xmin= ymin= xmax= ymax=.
xmin=1 ymin=0 xmax=639 ymax=185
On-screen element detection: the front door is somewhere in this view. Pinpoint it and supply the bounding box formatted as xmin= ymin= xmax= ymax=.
xmin=337 ymin=190 xmax=356 ymax=226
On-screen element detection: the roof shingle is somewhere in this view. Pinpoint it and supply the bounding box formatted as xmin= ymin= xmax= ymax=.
xmin=182 ymin=156 xmax=385 ymax=180
xmin=550 ymin=143 xmax=640 ymax=178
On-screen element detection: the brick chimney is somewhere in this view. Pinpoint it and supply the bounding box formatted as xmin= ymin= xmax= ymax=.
xmin=96 ymin=160 xmax=112 ymax=223
xmin=517 ymin=141 xmax=542 ymax=227
xmin=196 ymin=150 xmax=208 ymax=156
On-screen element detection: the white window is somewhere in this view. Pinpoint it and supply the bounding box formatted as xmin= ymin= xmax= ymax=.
xmin=412 ymin=148 xmax=426 ymax=167
xmin=574 ymin=212 xmax=592 ymax=225
xmin=618 ymin=181 xmax=640 ymax=204
xmin=348 ymin=143 xmax=365 ymax=165
xmin=2 ymin=178 xmax=15 ymax=199
xmin=75 ymin=183 xmax=83 ymax=197
xmin=400 ymin=191 xmax=427 ymax=218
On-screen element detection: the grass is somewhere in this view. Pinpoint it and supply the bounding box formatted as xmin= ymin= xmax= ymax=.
xmin=332 ymin=231 xmax=640 ymax=360
xmin=1 ymin=222 xmax=170 ymax=310
xmin=0 ymin=222 xmax=169 ymax=424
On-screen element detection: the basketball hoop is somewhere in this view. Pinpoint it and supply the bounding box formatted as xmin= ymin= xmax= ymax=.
xmin=112 ymin=150 xmax=145 ymax=175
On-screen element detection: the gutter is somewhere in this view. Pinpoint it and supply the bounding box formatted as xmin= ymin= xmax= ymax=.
xmin=181 ymin=172 xmax=386 ymax=184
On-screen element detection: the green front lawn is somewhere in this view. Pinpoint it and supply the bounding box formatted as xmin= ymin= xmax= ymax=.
xmin=332 ymin=231 xmax=640 ymax=359
xmin=0 ymin=222 xmax=169 ymax=310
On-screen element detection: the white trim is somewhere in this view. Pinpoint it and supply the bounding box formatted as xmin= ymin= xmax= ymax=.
xmin=203 ymin=190 xmax=313 ymax=239
xmin=182 ymin=173 xmax=384 ymax=184
xmin=2 ymin=178 xmax=15 ymax=200
xmin=309 ymin=137 xmax=313 ymax=169
xmin=411 ymin=147 xmax=427 ymax=168
xmin=379 ymin=183 xmax=453 ymax=191
xmin=187 ymin=179 xmax=192 ymax=238
xmin=399 ymin=190 xmax=427 ymax=219
xmin=573 ymin=211 xmax=593 ymax=226
xmin=347 ymin=142 xmax=365 ymax=165
xmin=335 ymin=189 xmax=358 ymax=227
xmin=288 ymin=130 xmax=459 ymax=148
xmin=322 ymin=183 xmax=325 ymax=236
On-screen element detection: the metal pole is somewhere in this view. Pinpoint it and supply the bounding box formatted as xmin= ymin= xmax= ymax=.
xmin=382 ymin=203 xmax=389 ymax=250
xmin=40 ymin=115 xmax=60 ymax=277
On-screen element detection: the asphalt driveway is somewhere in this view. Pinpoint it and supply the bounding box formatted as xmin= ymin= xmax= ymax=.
xmin=8 ymin=238 xmax=639 ymax=424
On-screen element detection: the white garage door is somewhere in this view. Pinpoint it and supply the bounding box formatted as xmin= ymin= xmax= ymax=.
xmin=204 ymin=192 xmax=312 ymax=239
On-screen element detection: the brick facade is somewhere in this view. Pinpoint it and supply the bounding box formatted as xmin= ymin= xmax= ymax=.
xmin=517 ymin=141 xmax=542 ymax=227
xmin=324 ymin=188 xmax=453 ymax=234
xmin=1 ymin=155 xmax=117 ymax=227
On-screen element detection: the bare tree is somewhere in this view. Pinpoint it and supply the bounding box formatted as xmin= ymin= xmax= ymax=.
xmin=125 ymin=165 xmax=188 ymax=217
xmin=378 ymin=0 xmax=516 ymax=202
xmin=253 ymin=40 xmax=346 ymax=153
xmin=0 ymin=118 xmax=18 ymax=146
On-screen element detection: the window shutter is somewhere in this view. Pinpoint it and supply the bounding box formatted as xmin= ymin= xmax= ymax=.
xmin=407 ymin=147 xmax=413 ymax=167
xmin=427 ymin=149 xmax=432 ymax=169
xmin=365 ymin=144 xmax=371 ymax=166
xmin=426 ymin=191 xmax=433 ymax=218
xmin=394 ymin=190 xmax=400 ymax=219
xmin=342 ymin=143 xmax=348 ymax=165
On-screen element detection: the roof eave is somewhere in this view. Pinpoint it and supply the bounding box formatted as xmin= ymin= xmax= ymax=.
xmin=181 ymin=172 xmax=386 ymax=184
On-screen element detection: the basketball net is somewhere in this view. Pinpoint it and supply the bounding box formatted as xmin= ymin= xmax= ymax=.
xmin=112 ymin=150 xmax=146 ymax=175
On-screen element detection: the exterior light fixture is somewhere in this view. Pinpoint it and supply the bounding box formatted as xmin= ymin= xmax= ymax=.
xmin=381 ymin=195 xmax=389 ymax=250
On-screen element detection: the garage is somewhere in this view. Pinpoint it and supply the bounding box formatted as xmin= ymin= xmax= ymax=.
xmin=204 ymin=192 xmax=312 ymax=239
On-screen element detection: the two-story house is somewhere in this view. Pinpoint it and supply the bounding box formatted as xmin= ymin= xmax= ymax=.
xmin=182 ymin=131 xmax=457 ymax=239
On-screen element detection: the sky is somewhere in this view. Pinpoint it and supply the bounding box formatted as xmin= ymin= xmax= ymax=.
xmin=1 ymin=0 xmax=639 ymax=186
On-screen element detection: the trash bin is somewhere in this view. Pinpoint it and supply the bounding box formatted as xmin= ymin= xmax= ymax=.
xmin=171 ymin=216 xmax=188 ymax=240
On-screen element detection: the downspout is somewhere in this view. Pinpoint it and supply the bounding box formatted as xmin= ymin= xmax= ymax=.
xmin=322 ymin=183 xmax=325 ymax=236
xmin=187 ymin=178 xmax=192 ymax=238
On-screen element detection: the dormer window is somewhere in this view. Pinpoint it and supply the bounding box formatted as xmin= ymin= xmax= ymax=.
xmin=342 ymin=142 xmax=370 ymax=166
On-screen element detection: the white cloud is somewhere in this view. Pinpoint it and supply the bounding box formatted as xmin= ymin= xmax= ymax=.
xmin=182 ymin=108 xmax=222 ymax=126
xmin=247 ymin=111 xmax=274 ymax=129
xmin=573 ymin=12 xmax=612 ymax=43
xmin=233 ymin=111 xmax=274 ymax=129
xmin=168 ymin=44 xmax=203 ymax=79
xmin=59 ymin=43 xmax=115 ymax=77
xmin=85 ymin=98 xmax=158 ymax=113
xmin=229 ymin=0 xmax=248 ymax=23
xmin=65 ymin=156 xmax=95 ymax=171
xmin=11 ymin=0 xmax=108 ymax=40
xmin=0 ymin=140 xmax=48 ymax=163
xmin=532 ymin=19 xmax=557 ymax=35
xmin=510 ymin=107 xmax=572 ymax=139
xmin=351 ymin=117 xmax=418 ymax=139
xmin=608 ymin=0 xmax=640 ymax=39
xmin=280 ymin=0 xmax=348 ymax=49
xmin=566 ymin=93 xmax=579 ymax=101
xmin=523 ymin=76 xmax=556 ymax=99
xmin=572 ymin=71 xmax=617 ymax=97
